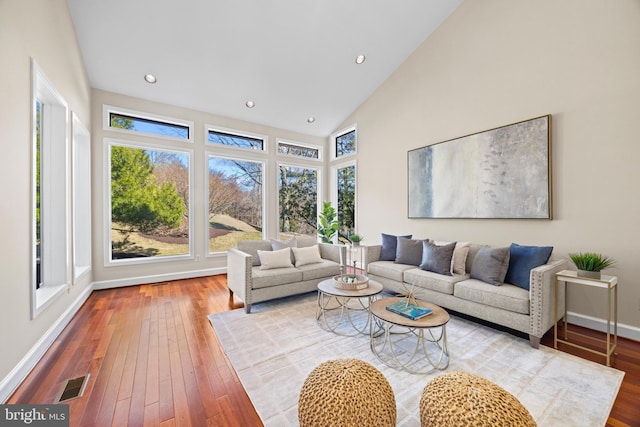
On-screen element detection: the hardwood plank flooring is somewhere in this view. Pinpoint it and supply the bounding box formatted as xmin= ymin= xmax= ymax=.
xmin=8 ymin=276 xmax=640 ymax=426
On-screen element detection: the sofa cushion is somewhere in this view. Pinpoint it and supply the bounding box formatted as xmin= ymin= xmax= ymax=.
xmin=271 ymin=237 xmax=297 ymax=263
xmin=258 ymin=248 xmax=294 ymax=270
xmin=395 ymin=237 xmax=426 ymax=266
xmin=470 ymin=247 xmax=510 ymax=285
xmin=251 ymin=266 xmax=303 ymax=289
xmin=454 ymin=279 xmax=530 ymax=314
xmin=380 ymin=233 xmax=412 ymax=261
xmin=296 ymin=236 xmax=318 ymax=248
xmin=434 ymin=240 xmax=471 ymax=274
xmin=368 ymin=261 xmax=416 ymax=282
xmin=504 ymin=243 xmax=553 ymax=290
xmin=403 ymin=268 xmax=468 ymax=295
xmin=292 ymin=245 xmax=323 ymax=267
xmin=419 ymin=241 xmax=456 ymax=276
xmin=298 ymin=259 xmax=341 ymax=281
xmin=238 ymin=240 xmax=273 ymax=267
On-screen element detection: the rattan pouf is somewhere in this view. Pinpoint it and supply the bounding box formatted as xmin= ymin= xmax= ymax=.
xmin=420 ymin=371 xmax=537 ymax=427
xmin=298 ymin=358 xmax=396 ymax=427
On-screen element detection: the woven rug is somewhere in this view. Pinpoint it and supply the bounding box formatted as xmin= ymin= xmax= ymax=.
xmin=208 ymin=292 xmax=624 ymax=426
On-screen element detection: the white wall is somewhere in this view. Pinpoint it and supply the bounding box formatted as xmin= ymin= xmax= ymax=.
xmin=0 ymin=0 xmax=92 ymax=396
xmin=339 ymin=0 xmax=640 ymax=331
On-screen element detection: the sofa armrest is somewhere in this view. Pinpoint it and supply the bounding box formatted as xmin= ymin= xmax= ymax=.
xmin=227 ymin=248 xmax=253 ymax=305
xmin=364 ymin=245 xmax=382 ymax=267
xmin=529 ymin=258 xmax=568 ymax=339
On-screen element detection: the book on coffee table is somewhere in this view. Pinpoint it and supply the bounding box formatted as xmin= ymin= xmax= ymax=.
xmin=385 ymin=301 xmax=432 ymax=320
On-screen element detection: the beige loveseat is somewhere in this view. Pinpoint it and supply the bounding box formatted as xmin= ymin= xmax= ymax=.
xmin=227 ymin=238 xmax=343 ymax=313
xmin=364 ymin=243 xmax=567 ymax=348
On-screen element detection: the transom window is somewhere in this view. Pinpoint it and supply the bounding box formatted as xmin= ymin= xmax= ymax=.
xmin=335 ymin=128 xmax=356 ymax=158
xmin=104 ymin=106 xmax=193 ymax=142
xmin=277 ymin=139 xmax=320 ymax=159
xmin=208 ymin=128 xmax=265 ymax=151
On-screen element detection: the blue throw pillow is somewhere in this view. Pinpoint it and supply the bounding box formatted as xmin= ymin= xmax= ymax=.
xmin=504 ymin=243 xmax=553 ymax=290
xmin=380 ymin=233 xmax=412 ymax=261
xmin=395 ymin=237 xmax=425 ymax=266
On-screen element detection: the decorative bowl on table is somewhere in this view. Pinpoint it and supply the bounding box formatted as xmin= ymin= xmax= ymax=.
xmin=333 ymin=274 xmax=369 ymax=290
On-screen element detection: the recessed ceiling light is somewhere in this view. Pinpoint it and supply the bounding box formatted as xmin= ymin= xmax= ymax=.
xmin=144 ymin=74 xmax=157 ymax=84
xmin=307 ymin=117 xmax=315 ymax=123
xmin=245 ymin=100 xmax=255 ymax=108
xmin=355 ymin=54 xmax=366 ymax=64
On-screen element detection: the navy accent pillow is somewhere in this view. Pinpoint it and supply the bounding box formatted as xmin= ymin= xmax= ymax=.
xmin=419 ymin=241 xmax=456 ymax=276
xmin=395 ymin=237 xmax=425 ymax=266
xmin=380 ymin=233 xmax=412 ymax=261
xmin=504 ymin=243 xmax=553 ymax=290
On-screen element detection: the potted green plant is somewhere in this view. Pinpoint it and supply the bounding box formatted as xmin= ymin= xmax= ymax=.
xmin=317 ymin=201 xmax=338 ymax=244
xmin=348 ymin=233 xmax=364 ymax=247
xmin=569 ymin=252 xmax=616 ymax=279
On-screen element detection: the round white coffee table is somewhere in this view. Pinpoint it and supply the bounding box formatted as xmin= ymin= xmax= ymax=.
xmin=316 ymin=278 xmax=383 ymax=336
xmin=370 ymin=297 xmax=450 ymax=374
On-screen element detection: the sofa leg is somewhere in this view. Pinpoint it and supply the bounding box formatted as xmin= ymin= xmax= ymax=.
xmin=529 ymin=335 xmax=541 ymax=349
xmin=244 ymin=303 xmax=251 ymax=314
xmin=228 ymin=288 xmax=234 ymax=297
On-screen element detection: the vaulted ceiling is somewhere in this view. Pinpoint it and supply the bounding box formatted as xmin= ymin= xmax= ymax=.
xmin=68 ymin=0 xmax=462 ymax=136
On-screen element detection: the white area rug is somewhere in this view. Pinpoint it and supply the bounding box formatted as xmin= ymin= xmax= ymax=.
xmin=209 ymin=292 xmax=624 ymax=427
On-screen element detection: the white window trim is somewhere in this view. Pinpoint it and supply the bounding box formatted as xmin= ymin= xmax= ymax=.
xmin=71 ymin=112 xmax=92 ymax=282
xmin=31 ymin=60 xmax=70 ymax=318
xmin=103 ymin=138 xmax=194 ymax=266
xmin=205 ymin=124 xmax=269 ymax=154
xmin=205 ymin=152 xmax=267 ymax=256
xmin=276 ymin=161 xmax=322 ymax=240
xmin=103 ymin=104 xmax=194 ymax=143
xmin=330 ymin=124 xmax=357 ymax=161
xmin=276 ymin=137 xmax=323 ymax=162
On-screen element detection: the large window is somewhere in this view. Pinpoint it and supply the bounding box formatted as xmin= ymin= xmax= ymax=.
xmin=278 ymin=165 xmax=319 ymax=238
xmin=208 ymin=156 xmax=264 ymax=253
xmin=32 ymin=61 xmax=69 ymax=316
xmin=337 ymin=164 xmax=356 ymax=241
xmin=108 ymin=142 xmax=191 ymax=262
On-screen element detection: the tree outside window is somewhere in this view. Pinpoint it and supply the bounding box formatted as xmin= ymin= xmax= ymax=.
xmin=278 ymin=165 xmax=318 ymax=238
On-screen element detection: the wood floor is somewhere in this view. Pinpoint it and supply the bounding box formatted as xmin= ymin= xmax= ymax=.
xmin=8 ymin=276 xmax=640 ymax=427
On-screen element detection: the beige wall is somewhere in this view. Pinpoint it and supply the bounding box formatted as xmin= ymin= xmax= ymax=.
xmin=339 ymin=0 xmax=640 ymax=332
xmin=91 ymin=89 xmax=325 ymax=285
xmin=0 ymin=0 xmax=92 ymax=390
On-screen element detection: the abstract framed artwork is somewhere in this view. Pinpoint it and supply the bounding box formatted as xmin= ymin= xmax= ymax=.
xmin=408 ymin=115 xmax=552 ymax=219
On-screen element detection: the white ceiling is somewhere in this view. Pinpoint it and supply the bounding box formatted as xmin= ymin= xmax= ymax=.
xmin=67 ymin=0 xmax=462 ymax=137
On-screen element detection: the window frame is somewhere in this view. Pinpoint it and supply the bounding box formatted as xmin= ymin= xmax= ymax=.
xmin=276 ymin=138 xmax=322 ymax=161
xmin=205 ymin=124 xmax=268 ymax=153
xmin=331 ymin=124 xmax=357 ymax=160
xmin=71 ymin=112 xmax=92 ymax=282
xmin=31 ymin=60 xmax=69 ymax=318
xmin=104 ymin=138 xmax=194 ymax=266
xmin=205 ymin=152 xmax=267 ymax=257
xmin=103 ymin=105 xmax=194 ymax=143
xmin=330 ymin=159 xmax=357 ymax=241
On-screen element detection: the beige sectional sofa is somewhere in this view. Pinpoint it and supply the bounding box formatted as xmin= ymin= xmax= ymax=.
xmin=364 ymin=242 xmax=568 ymax=348
xmin=227 ymin=237 xmax=343 ymax=313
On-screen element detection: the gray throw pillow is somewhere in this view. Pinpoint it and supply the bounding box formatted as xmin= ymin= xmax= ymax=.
xmin=380 ymin=233 xmax=412 ymax=261
xmin=419 ymin=241 xmax=456 ymax=276
xmin=238 ymin=240 xmax=273 ymax=267
xmin=470 ymin=246 xmax=511 ymax=285
xmin=271 ymin=237 xmax=296 ymax=263
xmin=395 ymin=237 xmax=426 ymax=266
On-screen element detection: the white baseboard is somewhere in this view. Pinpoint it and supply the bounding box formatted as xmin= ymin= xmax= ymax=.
xmin=567 ymin=311 xmax=640 ymax=342
xmin=0 ymin=284 xmax=94 ymax=403
xmin=92 ymin=267 xmax=227 ymax=290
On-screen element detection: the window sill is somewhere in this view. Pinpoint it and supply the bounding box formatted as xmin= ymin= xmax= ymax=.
xmin=33 ymin=283 xmax=67 ymax=318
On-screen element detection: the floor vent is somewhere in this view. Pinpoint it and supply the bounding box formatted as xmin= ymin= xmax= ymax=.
xmin=57 ymin=374 xmax=90 ymax=403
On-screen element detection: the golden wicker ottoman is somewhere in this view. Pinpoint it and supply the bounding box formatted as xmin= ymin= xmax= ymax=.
xmin=298 ymin=358 xmax=396 ymax=427
xmin=420 ymin=371 xmax=536 ymax=426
